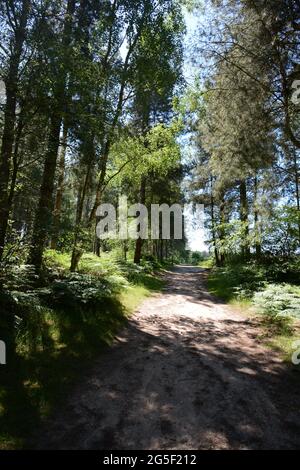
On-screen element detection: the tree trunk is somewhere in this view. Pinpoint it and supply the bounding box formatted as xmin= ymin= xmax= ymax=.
xmin=70 ymin=247 xmax=84 ymax=273
xmin=134 ymin=238 xmax=143 ymax=265
xmin=0 ymin=0 xmax=30 ymax=260
xmin=165 ymin=240 xmax=168 ymax=260
xmin=254 ymin=176 xmax=262 ymax=258
xmin=123 ymin=241 xmax=128 ymax=260
xmin=159 ymin=239 xmax=164 ymax=262
xmin=94 ymin=231 xmax=101 ymax=257
xmin=134 ymin=178 xmax=146 ymax=264
xmin=88 ymin=141 xmax=110 ymax=225
xmin=70 ymin=162 xmax=93 ymax=272
xmin=50 ymin=123 xmax=68 ymax=249
xmin=28 ymin=109 xmax=63 ymax=268
xmin=28 ymin=0 xmax=76 ymax=270
xmin=240 ymin=179 xmax=250 ymax=258
xmin=292 ymin=148 xmax=300 ymax=244
xmin=210 ymin=177 xmax=220 ymax=266
xmin=7 ymin=112 xmax=26 ymax=211
xmin=219 ymin=195 xmax=226 ymax=265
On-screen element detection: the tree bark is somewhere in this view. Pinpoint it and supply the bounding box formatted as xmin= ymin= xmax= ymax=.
xmin=292 ymin=148 xmax=300 ymax=244
xmin=50 ymin=123 xmax=68 ymax=249
xmin=88 ymin=141 xmax=110 ymax=225
xmin=70 ymin=158 xmax=93 ymax=272
xmin=254 ymin=175 xmax=262 ymax=258
xmin=240 ymin=179 xmax=250 ymax=258
xmin=28 ymin=0 xmax=76 ymax=270
xmin=94 ymin=233 xmax=101 ymax=257
xmin=159 ymin=238 xmax=164 ymax=263
xmin=0 ymin=0 xmax=30 ymax=260
xmin=210 ymin=178 xmax=220 ymax=267
xmin=7 ymin=110 xmax=27 ymax=215
xmin=219 ymin=195 xmax=226 ymax=265
xmin=134 ymin=178 xmax=146 ymax=264
xmin=28 ymin=107 xmax=63 ymax=268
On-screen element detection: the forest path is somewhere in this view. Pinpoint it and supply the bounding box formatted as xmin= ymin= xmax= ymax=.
xmin=35 ymin=266 xmax=300 ymax=450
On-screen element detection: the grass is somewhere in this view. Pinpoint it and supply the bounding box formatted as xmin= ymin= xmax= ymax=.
xmin=0 ymin=250 xmax=165 ymax=449
xmin=198 ymin=258 xmax=215 ymax=269
xmin=206 ymin=262 xmax=300 ymax=362
xmin=119 ymin=276 xmax=164 ymax=313
xmin=207 ymin=265 xmax=253 ymax=305
xmin=44 ymin=249 xmax=122 ymax=275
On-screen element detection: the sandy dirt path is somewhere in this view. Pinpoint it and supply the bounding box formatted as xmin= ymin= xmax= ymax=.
xmin=35 ymin=266 xmax=300 ymax=449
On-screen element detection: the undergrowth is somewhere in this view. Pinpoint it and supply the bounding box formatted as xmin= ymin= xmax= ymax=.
xmin=0 ymin=250 xmax=165 ymax=449
xmin=207 ymin=258 xmax=300 ymax=355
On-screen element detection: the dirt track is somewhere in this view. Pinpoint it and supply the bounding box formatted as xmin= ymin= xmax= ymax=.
xmin=35 ymin=266 xmax=300 ymax=450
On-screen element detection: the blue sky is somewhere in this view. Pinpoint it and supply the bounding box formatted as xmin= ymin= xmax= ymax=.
xmin=182 ymin=8 xmax=209 ymax=253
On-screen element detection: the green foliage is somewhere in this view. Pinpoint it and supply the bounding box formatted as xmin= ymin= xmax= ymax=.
xmin=208 ymin=262 xmax=266 ymax=302
xmin=43 ymin=250 xmax=71 ymax=272
xmin=0 ymin=264 xmax=38 ymax=291
xmin=253 ymin=284 xmax=300 ymax=320
xmin=109 ymin=121 xmax=182 ymax=186
xmin=189 ymin=0 xmax=300 ymax=265
xmin=198 ymin=257 xmax=214 ymax=268
xmin=0 ymin=0 xmax=185 ymax=450
xmin=51 ymin=274 xmax=125 ymax=309
xmin=262 ymin=207 xmax=300 ymax=257
xmin=207 ymin=259 xmax=300 ymax=330
xmin=190 ymin=251 xmax=205 ymax=265
xmin=0 ymin=248 xmax=165 ymax=449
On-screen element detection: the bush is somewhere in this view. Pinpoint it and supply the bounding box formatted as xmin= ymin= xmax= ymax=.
xmin=51 ymin=273 xmax=125 ymax=309
xmin=0 ymin=264 xmax=38 ymax=291
xmin=0 ymin=288 xmax=54 ymax=355
xmin=191 ymin=251 xmax=204 ymax=265
xmin=253 ymin=284 xmax=300 ymax=320
xmin=263 ymin=257 xmax=300 ymax=284
xmin=208 ymin=262 xmax=266 ymax=301
xmin=207 ymin=257 xmax=300 ymax=339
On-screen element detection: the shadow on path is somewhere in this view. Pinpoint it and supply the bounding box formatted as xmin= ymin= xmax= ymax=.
xmin=32 ymin=266 xmax=300 ymax=450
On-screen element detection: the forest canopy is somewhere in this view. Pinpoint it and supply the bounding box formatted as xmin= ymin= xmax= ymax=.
xmin=0 ymin=0 xmax=300 ymax=451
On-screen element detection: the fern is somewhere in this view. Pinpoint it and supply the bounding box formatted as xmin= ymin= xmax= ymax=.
xmin=253 ymin=284 xmax=300 ymax=319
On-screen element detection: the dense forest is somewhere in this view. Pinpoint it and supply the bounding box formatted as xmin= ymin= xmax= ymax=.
xmin=0 ymin=0 xmax=300 ymax=452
